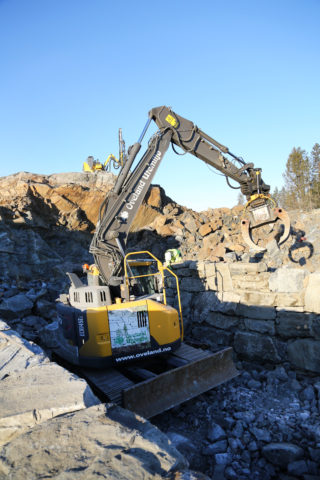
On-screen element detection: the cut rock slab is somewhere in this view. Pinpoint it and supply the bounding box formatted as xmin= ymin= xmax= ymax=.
xmin=0 ymin=404 xmax=188 ymax=480
xmin=0 ymin=328 xmax=99 ymax=446
xmin=262 ymin=442 xmax=304 ymax=466
xmin=0 ymin=328 xmax=49 ymax=379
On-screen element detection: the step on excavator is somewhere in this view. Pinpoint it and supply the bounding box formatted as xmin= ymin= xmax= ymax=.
xmin=53 ymin=106 xmax=290 ymax=418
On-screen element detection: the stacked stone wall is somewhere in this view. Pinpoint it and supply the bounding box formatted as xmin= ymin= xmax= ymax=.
xmin=166 ymin=261 xmax=320 ymax=374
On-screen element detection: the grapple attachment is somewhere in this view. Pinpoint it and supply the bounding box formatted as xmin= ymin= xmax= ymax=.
xmin=240 ymin=195 xmax=290 ymax=252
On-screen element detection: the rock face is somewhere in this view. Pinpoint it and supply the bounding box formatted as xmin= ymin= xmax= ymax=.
xmin=1 ymin=172 xmax=319 ymax=282
xmin=0 ymin=323 xmax=204 ymax=480
xmin=0 ymin=324 xmax=99 ymax=446
xmin=0 ymin=404 xmax=188 ymax=480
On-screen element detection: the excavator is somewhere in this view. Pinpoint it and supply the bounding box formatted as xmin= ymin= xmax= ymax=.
xmin=82 ymin=129 xmax=127 ymax=173
xmin=54 ymin=106 xmax=290 ymax=418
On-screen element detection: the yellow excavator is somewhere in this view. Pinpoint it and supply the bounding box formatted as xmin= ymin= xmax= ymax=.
xmin=82 ymin=129 xmax=127 ymax=173
xmin=54 ymin=106 xmax=290 ymax=418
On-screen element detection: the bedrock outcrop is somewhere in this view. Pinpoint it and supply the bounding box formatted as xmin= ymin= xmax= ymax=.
xmin=0 ymin=322 xmax=204 ymax=480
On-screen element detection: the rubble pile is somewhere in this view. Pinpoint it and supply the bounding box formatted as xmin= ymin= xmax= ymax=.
xmin=154 ymin=365 xmax=320 ymax=479
xmin=0 ymin=171 xmax=320 ymax=479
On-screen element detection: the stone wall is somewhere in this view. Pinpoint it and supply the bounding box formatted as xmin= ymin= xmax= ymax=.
xmin=166 ymin=261 xmax=320 ymax=374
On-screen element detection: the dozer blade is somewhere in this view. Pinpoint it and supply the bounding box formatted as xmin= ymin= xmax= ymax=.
xmin=122 ymin=344 xmax=238 ymax=418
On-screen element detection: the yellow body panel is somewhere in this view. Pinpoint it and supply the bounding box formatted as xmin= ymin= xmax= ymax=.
xmin=79 ymin=306 xmax=112 ymax=358
xmin=78 ymin=299 xmax=181 ymax=359
xmin=83 ymin=161 xmax=104 ymax=172
xmin=83 ymin=162 xmax=93 ymax=172
xmin=147 ymin=300 xmax=181 ymax=345
xmin=165 ymin=114 xmax=179 ymax=128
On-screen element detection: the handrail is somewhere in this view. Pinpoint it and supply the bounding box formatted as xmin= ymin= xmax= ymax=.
xmin=123 ymin=250 xmax=183 ymax=339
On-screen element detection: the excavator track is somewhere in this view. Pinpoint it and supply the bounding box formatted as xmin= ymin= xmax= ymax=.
xmin=79 ymin=343 xmax=238 ymax=418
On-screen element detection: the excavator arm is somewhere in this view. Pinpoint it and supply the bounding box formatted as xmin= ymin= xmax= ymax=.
xmin=149 ymin=106 xmax=270 ymax=198
xmin=90 ymin=106 xmax=290 ymax=285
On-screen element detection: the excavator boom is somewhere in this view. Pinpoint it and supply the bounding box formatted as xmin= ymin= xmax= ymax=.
xmin=90 ymin=106 xmax=289 ymax=285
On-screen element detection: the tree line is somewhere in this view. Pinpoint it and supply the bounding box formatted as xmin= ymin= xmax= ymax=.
xmin=272 ymin=143 xmax=320 ymax=211
xmin=237 ymin=143 xmax=320 ymax=211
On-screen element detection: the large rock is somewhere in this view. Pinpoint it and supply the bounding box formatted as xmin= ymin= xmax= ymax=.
xmin=244 ymin=318 xmax=275 ymax=335
xmin=262 ymin=443 xmax=304 ymax=466
xmin=0 ymin=329 xmax=99 ymax=445
xmin=229 ymin=262 xmax=268 ymax=275
xmin=215 ymin=263 xmax=233 ymax=291
xmin=275 ymin=292 xmax=304 ymax=308
xmin=304 ymin=272 xmax=320 ymax=313
xmin=215 ymin=291 xmax=241 ymax=315
xmin=0 ymin=293 xmax=33 ymax=319
xmin=206 ymin=312 xmax=239 ymax=330
xmin=287 ymin=339 xmax=320 ymax=373
xmin=238 ymin=291 xmax=277 ymax=308
xmin=0 ymin=404 xmax=188 ymax=480
xmin=237 ymin=303 xmax=276 ymax=320
xmin=0 ymin=328 xmax=48 ymax=379
xmin=234 ymin=332 xmax=280 ymax=363
xmin=180 ymin=277 xmax=205 ymax=293
xmin=269 ymin=267 xmax=307 ymax=293
xmin=275 ymin=311 xmax=313 ymax=338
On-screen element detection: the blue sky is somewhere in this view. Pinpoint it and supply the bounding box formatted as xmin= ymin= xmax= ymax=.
xmin=1 ymin=0 xmax=319 ymax=211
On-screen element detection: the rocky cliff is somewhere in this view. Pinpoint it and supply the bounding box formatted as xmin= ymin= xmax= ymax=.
xmin=1 ymin=171 xmax=319 ymax=285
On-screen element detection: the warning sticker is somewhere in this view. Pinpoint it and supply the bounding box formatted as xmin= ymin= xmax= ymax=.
xmin=108 ymin=305 xmax=151 ymax=355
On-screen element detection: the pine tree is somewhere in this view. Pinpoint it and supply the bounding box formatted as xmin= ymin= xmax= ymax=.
xmin=282 ymin=147 xmax=312 ymax=210
xmin=272 ymin=186 xmax=290 ymax=209
xmin=272 ymin=187 xmax=280 ymax=205
xmin=310 ymin=143 xmax=320 ymax=208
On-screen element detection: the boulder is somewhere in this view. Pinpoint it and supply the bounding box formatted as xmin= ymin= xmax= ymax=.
xmin=244 ymin=318 xmax=275 ymax=335
xmin=238 ymin=291 xmax=277 ymax=308
xmin=229 ymin=262 xmax=268 ymax=275
xmin=275 ymin=311 xmax=313 ymax=338
xmin=234 ymin=332 xmax=280 ymax=363
xmin=215 ymin=263 xmax=233 ymax=291
xmin=0 ymin=404 xmax=188 ymax=479
xmin=145 ymin=185 xmax=163 ymax=209
xmin=199 ymin=223 xmax=212 ymax=237
xmin=237 ymin=303 xmax=276 ymax=320
xmin=262 ymin=443 xmax=304 ymax=466
xmin=269 ymin=267 xmax=307 ymax=293
xmin=180 ymin=277 xmax=205 ymax=293
xmin=206 ymin=312 xmax=239 ymax=330
xmin=0 ymin=294 xmax=33 ymax=319
xmin=0 ymin=329 xmax=49 ymax=380
xmin=0 ymin=329 xmax=99 ymax=445
xmin=287 ymin=339 xmax=320 ymax=373
xmin=304 ymin=272 xmax=320 ymax=313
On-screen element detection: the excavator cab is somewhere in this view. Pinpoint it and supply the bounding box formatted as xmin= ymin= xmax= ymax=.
xmin=56 ymin=251 xmax=183 ymax=368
